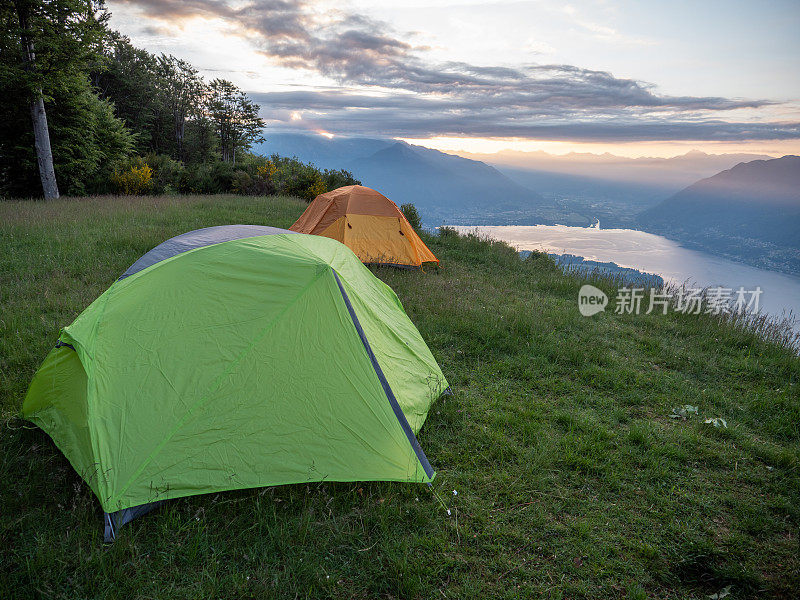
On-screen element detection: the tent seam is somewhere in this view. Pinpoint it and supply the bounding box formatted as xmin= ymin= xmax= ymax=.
xmin=332 ymin=269 xmax=434 ymax=480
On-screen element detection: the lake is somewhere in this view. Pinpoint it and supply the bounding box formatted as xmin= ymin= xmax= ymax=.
xmin=453 ymin=224 xmax=800 ymax=329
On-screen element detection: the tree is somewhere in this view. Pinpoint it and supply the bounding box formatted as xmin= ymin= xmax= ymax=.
xmin=183 ymin=114 xmax=218 ymax=164
xmin=95 ymin=38 xmax=217 ymax=163
xmin=48 ymin=73 xmax=134 ymax=195
xmin=206 ymin=79 xmax=265 ymax=164
xmin=1 ymin=0 xmax=110 ymax=198
xmin=156 ymin=55 xmax=204 ymax=161
xmin=92 ymin=33 xmax=162 ymax=154
xmin=14 ymin=1 xmax=57 ymax=198
xmin=0 ymin=67 xmax=134 ymax=197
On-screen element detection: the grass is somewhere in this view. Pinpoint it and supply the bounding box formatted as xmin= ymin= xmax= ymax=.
xmin=1 ymin=194 xmax=798 ymax=599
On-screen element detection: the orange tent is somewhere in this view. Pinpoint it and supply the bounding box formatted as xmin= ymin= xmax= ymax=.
xmin=290 ymin=185 xmax=439 ymax=268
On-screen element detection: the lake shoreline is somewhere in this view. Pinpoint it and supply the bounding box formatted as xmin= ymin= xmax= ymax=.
xmin=452 ymin=224 xmax=800 ymax=331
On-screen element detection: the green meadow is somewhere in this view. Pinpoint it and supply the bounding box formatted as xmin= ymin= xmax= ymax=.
xmin=1 ymin=195 xmax=798 ymax=599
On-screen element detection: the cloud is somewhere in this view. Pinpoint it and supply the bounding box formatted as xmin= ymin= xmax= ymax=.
xmin=254 ymin=90 xmax=800 ymax=141
xmin=139 ymin=24 xmax=175 ymax=37
xmin=114 ymin=0 xmax=798 ymax=142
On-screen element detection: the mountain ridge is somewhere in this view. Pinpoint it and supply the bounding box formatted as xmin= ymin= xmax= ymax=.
xmin=638 ymin=155 xmax=800 ymax=274
xmin=254 ymin=133 xmax=549 ymax=224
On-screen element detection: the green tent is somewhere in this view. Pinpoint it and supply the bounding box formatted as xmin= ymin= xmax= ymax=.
xmin=22 ymin=225 xmax=448 ymax=540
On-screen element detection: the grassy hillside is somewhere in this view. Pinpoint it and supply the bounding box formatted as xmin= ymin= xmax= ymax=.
xmin=1 ymin=195 xmax=798 ymax=599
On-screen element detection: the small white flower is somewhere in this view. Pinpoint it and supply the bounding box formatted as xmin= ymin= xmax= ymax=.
xmin=452 ymin=489 xmax=458 ymax=496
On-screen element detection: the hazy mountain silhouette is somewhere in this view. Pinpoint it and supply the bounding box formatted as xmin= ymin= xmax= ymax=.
xmin=346 ymin=142 xmax=548 ymax=222
xmin=255 ymin=134 xmax=392 ymax=167
xmin=254 ymin=134 xmax=794 ymax=236
xmin=499 ymin=167 xmax=675 ymax=210
xmin=255 ymin=133 xmax=548 ymax=224
xmin=467 ymin=149 xmax=774 ymax=191
xmin=639 ymin=156 xmax=800 ymax=273
xmin=484 ymin=149 xmax=789 ymax=229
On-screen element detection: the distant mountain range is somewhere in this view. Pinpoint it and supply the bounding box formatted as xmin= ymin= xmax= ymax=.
xmin=465 ymin=149 xmax=774 ymax=190
xmin=254 ymin=134 xmax=550 ymax=225
xmin=255 ymin=133 xmax=776 ymax=229
xmin=255 ymin=133 xmax=800 ymax=274
xmin=474 ymin=149 xmax=776 ymax=228
xmin=639 ymin=155 xmax=800 ymax=274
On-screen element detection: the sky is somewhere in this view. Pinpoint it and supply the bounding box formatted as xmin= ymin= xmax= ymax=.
xmin=107 ymin=0 xmax=800 ymax=158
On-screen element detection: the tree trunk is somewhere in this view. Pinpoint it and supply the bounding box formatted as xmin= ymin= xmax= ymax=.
xmin=17 ymin=2 xmax=59 ymax=199
xmin=30 ymin=95 xmax=59 ymax=199
xmin=175 ymin=113 xmax=184 ymax=160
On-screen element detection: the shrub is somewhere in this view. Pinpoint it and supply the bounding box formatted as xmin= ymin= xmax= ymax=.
xmin=401 ymin=203 xmax=422 ymax=230
xmin=438 ymin=226 xmax=459 ymax=238
xmin=179 ymin=161 xmax=237 ymax=194
xmin=252 ymin=161 xmax=277 ymax=195
xmin=323 ymin=168 xmax=360 ymax=191
xmin=270 ymin=155 xmax=326 ymax=201
xmin=523 ymin=250 xmax=562 ymax=275
xmin=111 ymin=159 xmax=153 ymax=195
xmin=178 ymin=163 xmax=206 ymax=194
xmin=104 ymin=152 xmax=360 ymax=198
xmin=144 ymin=154 xmax=185 ymax=195
xmin=271 ymin=161 xmax=359 ymax=201
xmin=231 ymin=160 xmax=277 ymax=195
xmin=257 ymin=161 xmax=276 ymax=181
xmin=307 ymin=173 xmax=327 ymax=200
xmin=231 ymin=170 xmax=253 ymax=195
xmin=207 ymin=161 xmax=236 ymax=193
